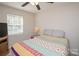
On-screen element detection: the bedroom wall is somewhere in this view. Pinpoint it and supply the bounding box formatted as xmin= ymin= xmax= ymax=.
xmin=0 ymin=4 xmax=35 ymax=46
xmin=35 ymin=2 xmax=79 ymax=55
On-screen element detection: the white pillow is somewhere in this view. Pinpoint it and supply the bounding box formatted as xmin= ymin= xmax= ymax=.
xmin=43 ymin=29 xmax=53 ymax=36
xmin=53 ymin=30 xmax=65 ymax=38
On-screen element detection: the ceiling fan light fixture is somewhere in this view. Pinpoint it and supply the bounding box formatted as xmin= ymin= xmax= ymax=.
xmin=30 ymin=2 xmax=35 ymax=5
xmin=30 ymin=2 xmax=38 ymax=5
xmin=35 ymin=2 xmax=39 ymax=5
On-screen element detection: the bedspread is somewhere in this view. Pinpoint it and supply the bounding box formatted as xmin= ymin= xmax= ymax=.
xmin=11 ymin=36 xmax=69 ymax=56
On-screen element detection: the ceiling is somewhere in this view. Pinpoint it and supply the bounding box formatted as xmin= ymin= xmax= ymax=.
xmin=0 ymin=2 xmax=78 ymax=13
xmin=0 ymin=2 xmax=55 ymax=13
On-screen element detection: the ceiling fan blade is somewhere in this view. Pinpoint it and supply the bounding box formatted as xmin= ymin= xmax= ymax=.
xmin=48 ymin=2 xmax=54 ymax=4
xmin=22 ymin=2 xmax=29 ymax=7
xmin=36 ymin=4 xmax=40 ymax=10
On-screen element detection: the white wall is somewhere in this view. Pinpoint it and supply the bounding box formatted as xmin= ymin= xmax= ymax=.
xmin=0 ymin=4 xmax=35 ymax=46
xmin=35 ymin=2 xmax=79 ymax=55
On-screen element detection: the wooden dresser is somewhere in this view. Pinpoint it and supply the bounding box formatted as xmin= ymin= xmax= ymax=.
xmin=0 ymin=36 xmax=9 ymax=56
xmin=0 ymin=23 xmax=9 ymax=56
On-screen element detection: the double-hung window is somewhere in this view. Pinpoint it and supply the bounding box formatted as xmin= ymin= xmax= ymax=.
xmin=7 ymin=14 xmax=23 ymax=35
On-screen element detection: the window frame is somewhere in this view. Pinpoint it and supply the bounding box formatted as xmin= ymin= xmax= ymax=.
xmin=7 ymin=14 xmax=23 ymax=35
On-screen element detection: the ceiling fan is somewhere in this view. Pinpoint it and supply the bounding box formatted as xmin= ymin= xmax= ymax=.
xmin=21 ymin=2 xmax=54 ymax=10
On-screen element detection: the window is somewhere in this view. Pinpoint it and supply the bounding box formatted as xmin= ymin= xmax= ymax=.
xmin=7 ymin=14 xmax=23 ymax=35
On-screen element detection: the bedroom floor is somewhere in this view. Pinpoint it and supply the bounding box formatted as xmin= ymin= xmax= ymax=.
xmin=6 ymin=49 xmax=78 ymax=56
xmin=7 ymin=49 xmax=13 ymax=56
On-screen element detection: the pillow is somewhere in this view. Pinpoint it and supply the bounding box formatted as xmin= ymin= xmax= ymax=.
xmin=40 ymin=29 xmax=65 ymax=38
xmin=43 ymin=29 xmax=53 ymax=36
xmin=39 ymin=35 xmax=67 ymax=44
xmin=53 ymin=30 xmax=65 ymax=38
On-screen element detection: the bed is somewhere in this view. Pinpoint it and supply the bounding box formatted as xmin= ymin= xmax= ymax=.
xmin=11 ymin=29 xmax=70 ymax=56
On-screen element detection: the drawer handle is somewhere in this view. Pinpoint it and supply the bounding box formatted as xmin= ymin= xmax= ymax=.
xmin=0 ymin=39 xmax=7 ymax=44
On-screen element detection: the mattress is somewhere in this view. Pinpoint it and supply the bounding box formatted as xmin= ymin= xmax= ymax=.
xmin=11 ymin=35 xmax=69 ymax=56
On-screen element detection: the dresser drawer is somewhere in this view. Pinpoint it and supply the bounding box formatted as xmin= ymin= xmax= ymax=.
xmin=0 ymin=41 xmax=9 ymax=55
